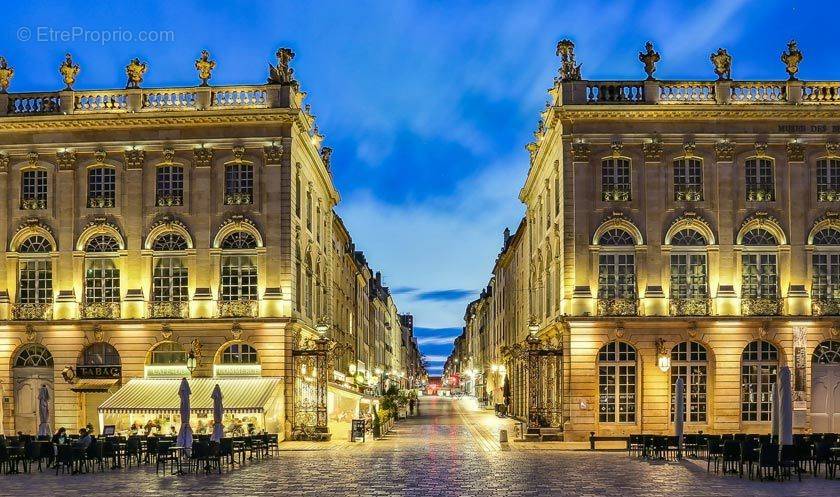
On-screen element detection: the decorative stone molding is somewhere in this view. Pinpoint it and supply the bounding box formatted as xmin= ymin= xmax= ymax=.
xmin=145 ymin=214 xmax=193 ymax=250
xmin=609 ymin=141 xmax=623 ymax=157
xmin=682 ymin=141 xmax=697 ymax=157
xmin=754 ymin=141 xmax=768 ymax=157
xmin=26 ymin=151 xmax=39 ymax=165
xmin=194 ymin=50 xmax=216 ymax=87
xmin=593 ymin=211 xmax=644 ymax=245
xmin=125 ymin=58 xmax=148 ymax=89
xmin=93 ymin=149 xmax=107 ymax=163
xmin=193 ymin=146 xmax=213 ymax=168
xmin=781 ymin=40 xmax=803 ymax=81
xmin=664 ymin=212 xmax=716 ymax=245
xmin=231 ymin=146 xmax=247 ymax=162
xmin=263 ymin=142 xmax=284 ymax=164
xmin=570 ymin=141 xmax=590 ymax=162
xmin=56 ymin=150 xmax=77 ymax=170
xmin=714 ymin=140 xmax=734 ymax=162
xmin=710 ymin=48 xmax=732 ymax=81
xmin=642 ymin=138 xmax=662 ymax=162
xmin=638 ymin=41 xmax=660 ymax=81
xmin=826 ymin=142 xmax=840 ymax=157
xmin=25 ymin=324 xmax=38 ymax=343
xmin=0 ymin=153 xmax=9 ymax=173
xmin=124 ymin=148 xmax=145 ymax=169
xmin=320 ymin=147 xmax=332 ymax=169
xmin=213 ymin=215 xmax=263 ymax=248
xmin=11 ymin=218 xmax=56 ymax=252
xmin=526 ymin=142 xmax=538 ymax=163
xmin=59 ymin=53 xmax=80 ymax=90
xmin=787 ymin=141 xmax=805 ymax=162
xmin=556 ymin=39 xmax=582 ymax=82
xmin=161 ymin=148 xmax=176 ymax=163
xmin=0 ymin=56 xmax=14 ymax=93
xmin=737 ymin=212 xmax=787 ymax=244
xmin=77 ymin=217 xmax=125 ymax=251
xmin=231 ymin=322 xmax=243 ymax=340
xmin=267 ymin=47 xmax=297 ymax=87
xmin=310 ymin=125 xmax=324 ymax=149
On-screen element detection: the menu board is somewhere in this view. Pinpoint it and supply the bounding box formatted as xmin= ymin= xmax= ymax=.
xmin=351 ymin=419 xmax=366 ymax=442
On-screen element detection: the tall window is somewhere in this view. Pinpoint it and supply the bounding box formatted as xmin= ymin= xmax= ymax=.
xmin=20 ymin=169 xmax=48 ymax=210
xmin=812 ymin=227 xmax=840 ymax=305
xmin=817 ymin=158 xmax=840 ymax=202
xmin=156 ymin=164 xmax=184 ymax=206
xmin=87 ymin=166 xmax=116 ymax=208
xmin=673 ymin=158 xmax=703 ymax=201
xmin=671 ymin=341 xmax=708 ymax=423
xmin=601 ymin=158 xmax=631 ymax=201
xmin=220 ymin=231 xmax=258 ymax=301
xmin=17 ymin=235 xmax=53 ymax=304
xmin=669 ymin=229 xmax=708 ymax=315
xmin=306 ymin=189 xmax=313 ymax=230
xmin=741 ymin=340 xmax=779 ymax=421
xmin=224 ymin=163 xmax=253 ymax=205
xmin=741 ymin=228 xmax=778 ymax=300
xmin=813 ymin=340 xmax=840 ymax=364
xmin=150 ymin=342 xmax=186 ymax=365
xmin=84 ymin=235 xmax=120 ymax=303
xmin=221 ymin=343 xmax=258 ymax=364
xmin=598 ymin=341 xmax=637 ymax=423
xmin=13 ymin=344 xmax=53 ymax=368
xmin=295 ymin=168 xmax=302 ymax=217
xmin=745 ymin=158 xmax=775 ymax=202
xmin=597 ymin=229 xmax=636 ymax=299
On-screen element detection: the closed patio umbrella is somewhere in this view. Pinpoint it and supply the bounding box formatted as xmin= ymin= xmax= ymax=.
xmin=675 ymin=377 xmax=685 ymax=458
xmin=779 ymin=366 xmax=793 ymax=446
xmin=37 ymin=384 xmax=50 ymax=437
xmin=771 ymin=381 xmax=779 ymax=440
xmin=211 ymin=383 xmax=224 ymax=442
xmin=177 ymin=378 xmax=193 ymax=450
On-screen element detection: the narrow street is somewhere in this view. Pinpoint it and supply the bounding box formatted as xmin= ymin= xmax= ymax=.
xmin=1 ymin=397 xmax=838 ymax=496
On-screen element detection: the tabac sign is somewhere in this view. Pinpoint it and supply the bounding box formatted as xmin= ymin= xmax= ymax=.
xmin=77 ymin=365 xmax=121 ymax=379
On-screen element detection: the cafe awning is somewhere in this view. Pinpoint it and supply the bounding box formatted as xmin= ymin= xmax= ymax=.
xmin=71 ymin=379 xmax=120 ymax=392
xmin=98 ymin=377 xmax=282 ymax=415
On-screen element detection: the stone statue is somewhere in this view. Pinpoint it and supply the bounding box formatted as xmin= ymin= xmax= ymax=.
xmin=0 ymin=57 xmax=14 ymax=93
xmin=268 ymin=47 xmax=296 ymax=85
xmin=710 ymin=48 xmax=732 ymax=80
xmin=556 ymin=40 xmax=581 ymax=82
xmin=638 ymin=42 xmax=660 ymax=80
xmin=59 ymin=53 xmax=80 ymax=90
xmin=781 ymin=40 xmax=803 ymax=80
xmin=194 ymin=50 xmax=216 ymax=86
xmin=125 ymin=58 xmax=148 ymax=89
xmin=320 ymin=147 xmax=333 ymax=169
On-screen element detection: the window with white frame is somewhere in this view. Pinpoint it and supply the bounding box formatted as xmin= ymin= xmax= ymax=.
xmin=673 ymin=158 xmax=703 ymax=201
xmin=156 ymin=164 xmax=184 ymax=206
xmin=20 ymin=169 xmax=48 ymax=210
xmin=597 ymin=229 xmax=636 ymax=299
xmin=817 ymin=158 xmax=840 ymax=202
xmin=221 ymin=343 xmax=258 ymax=364
xmin=87 ymin=166 xmax=116 ymax=208
xmin=741 ymin=228 xmax=778 ymax=299
xmin=812 ymin=227 xmax=840 ymax=302
xmin=17 ymin=235 xmax=53 ymax=304
xmin=745 ymin=158 xmax=775 ymax=202
xmin=741 ymin=340 xmax=778 ymax=421
xmin=671 ymin=341 xmax=708 ymax=423
xmin=224 ymin=163 xmax=253 ymax=205
xmin=601 ymin=158 xmax=631 ymax=201
xmin=598 ymin=341 xmax=637 ymax=423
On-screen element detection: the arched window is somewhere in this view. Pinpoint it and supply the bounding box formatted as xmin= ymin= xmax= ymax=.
xmin=304 ymin=253 xmax=313 ymax=317
xmin=742 ymin=228 xmax=778 ymax=246
xmin=17 ymin=235 xmax=53 ymax=306
xmin=741 ymin=340 xmax=779 ymax=421
xmin=745 ymin=157 xmax=775 ymax=202
xmin=13 ymin=344 xmax=54 ymax=368
xmin=597 ymin=341 xmax=637 ymax=423
xmin=597 ymin=229 xmax=636 ymax=314
xmin=224 ymin=162 xmax=253 ymax=205
xmin=671 ymin=342 xmax=708 ymax=422
xmin=220 ymin=231 xmax=258 ymax=302
xmin=601 ymin=158 xmax=631 ymax=201
xmin=85 ymin=234 xmax=120 ymax=253
xmin=221 ymin=343 xmax=259 ymax=364
xmin=670 ymin=229 xmax=709 ymax=316
xmin=813 ymin=340 xmax=840 ymax=364
xmin=673 ymin=157 xmax=703 ymax=201
xmin=152 ymin=233 xmax=189 ymax=313
xmin=87 ymin=166 xmax=116 ymax=208
xmin=78 ymin=342 xmax=120 ymax=366
xmin=149 ymin=342 xmax=186 ymax=365
xmin=741 ymin=229 xmax=779 ymax=313
xmin=812 ymin=228 xmax=840 ymax=313
xmin=220 ymin=231 xmax=257 ymax=250
xmin=599 ymin=229 xmax=635 ymax=246
xmin=84 ymin=235 xmax=120 ymax=307
xmin=295 ymin=243 xmax=302 ymax=312
xmin=671 ymin=229 xmax=707 ymax=246
xmin=152 ymin=233 xmax=188 ymax=252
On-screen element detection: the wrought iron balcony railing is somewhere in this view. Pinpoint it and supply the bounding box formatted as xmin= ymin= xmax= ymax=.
xmin=597 ymin=297 xmax=639 ymax=317
xmin=218 ymin=299 xmax=258 ymax=318
xmin=812 ymin=298 xmax=840 ymax=316
xmin=669 ymin=297 xmax=711 ymax=316
xmin=12 ymin=302 xmax=53 ymax=320
xmin=87 ymin=195 xmax=115 ymax=208
xmin=818 ymin=189 xmax=840 ymax=202
xmin=741 ymin=297 xmax=783 ymax=316
xmin=80 ymin=301 xmax=121 ymax=319
xmin=20 ymin=198 xmax=47 ymax=210
xmin=156 ymin=194 xmax=183 ymax=207
xmin=674 ymin=186 xmax=703 ymax=202
xmin=149 ymin=300 xmax=189 ymax=319
xmin=224 ymin=192 xmax=253 ymax=205
xmin=601 ymin=187 xmax=631 ymax=202
xmin=746 ymin=184 xmax=776 ymax=202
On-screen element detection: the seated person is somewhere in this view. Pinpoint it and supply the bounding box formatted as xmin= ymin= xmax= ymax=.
xmin=74 ymin=428 xmax=93 ymax=451
xmin=52 ymin=427 xmax=68 ymax=445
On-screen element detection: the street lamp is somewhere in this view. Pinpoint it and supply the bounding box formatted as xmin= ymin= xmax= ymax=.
xmin=315 ymin=319 xmax=329 ymax=338
xmin=528 ymin=322 xmax=540 ymax=337
xmin=186 ymin=351 xmax=197 ymax=375
xmin=656 ymin=338 xmax=671 ymax=372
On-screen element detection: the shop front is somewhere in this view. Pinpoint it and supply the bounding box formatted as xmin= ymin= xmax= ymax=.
xmin=71 ymin=342 xmax=122 ymax=434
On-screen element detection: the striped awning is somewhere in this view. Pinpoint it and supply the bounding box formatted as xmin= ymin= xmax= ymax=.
xmin=71 ymin=379 xmax=120 ymax=392
xmin=98 ymin=377 xmax=282 ymax=414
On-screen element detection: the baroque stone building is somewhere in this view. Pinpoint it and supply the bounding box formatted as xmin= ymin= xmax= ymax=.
xmin=0 ymin=50 xmax=424 ymax=439
xmin=447 ymin=40 xmax=840 ymax=441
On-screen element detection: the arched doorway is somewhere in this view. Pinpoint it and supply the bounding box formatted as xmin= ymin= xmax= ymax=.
xmin=811 ymin=340 xmax=840 ymax=432
xmin=12 ymin=343 xmax=54 ymax=435
xmin=76 ymin=342 xmax=121 ymax=433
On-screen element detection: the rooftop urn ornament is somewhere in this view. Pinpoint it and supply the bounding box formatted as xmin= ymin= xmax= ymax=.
xmin=638 ymin=41 xmax=660 ymax=80
xmin=125 ymin=58 xmax=148 ymax=89
xmin=0 ymin=56 xmax=14 ymax=93
xmin=59 ymin=53 xmax=80 ymax=90
xmin=268 ymin=47 xmax=296 ymax=85
xmin=781 ymin=40 xmax=803 ymax=81
xmin=556 ymin=39 xmax=581 ymax=82
xmin=320 ymin=146 xmax=333 ymax=169
xmin=194 ymin=50 xmax=216 ymax=87
xmin=710 ymin=48 xmax=732 ymax=80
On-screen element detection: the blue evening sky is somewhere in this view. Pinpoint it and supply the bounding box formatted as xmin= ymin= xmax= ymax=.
xmin=0 ymin=0 xmax=827 ymax=374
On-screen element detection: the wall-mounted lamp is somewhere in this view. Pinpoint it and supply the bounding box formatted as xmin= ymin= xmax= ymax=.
xmin=656 ymin=338 xmax=670 ymax=372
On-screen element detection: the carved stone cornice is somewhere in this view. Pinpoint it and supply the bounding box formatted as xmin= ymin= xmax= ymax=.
xmin=194 ymin=146 xmax=213 ymax=168
xmin=56 ymin=150 xmax=77 ymax=170
xmin=715 ymin=140 xmax=734 ymax=162
xmin=263 ymin=142 xmax=284 ymax=164
xmin=570 ymin=141 xmax=590 ymax=162
xmin=124 ymin=148 xmax=145 ymax=169
xmin=642 ymin=138 xmax=662 ymax=162
xmin=786 ymin=141 xmax=805 ymax=162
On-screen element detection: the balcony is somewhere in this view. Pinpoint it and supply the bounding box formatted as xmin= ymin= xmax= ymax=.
xmin=224 ymin=192 xmax=252 ymax=205
xmin=745 ymin=184 xmax=775 ymax=202
xmin=812 ymin=298 xmax=840 ymax=316
xmin=156 ymin=194 xmax=183 ymax=207
xmin=20 ymin=198 xmax=47 ymax=210
xmin=149 ymin=300 xmax=189 ymax=319
xmin=80 ymin=301 xmax=121 ymax=319
xmin=818 ymin=189 xmax=840 ymax=202
xmin=218 ymin=299 xmax=258 ymax=318
xmin=601 ymin=187 xmax=631 ymax=202
xmin=12 ymin=302 xmax=52 ymax=320
xmin=674 ymin=187 xmax=703 ymax=202
xmin=597 ymin=297 xmax=638 ymax=317
xmin=669 ymin=297 xmax=711 ymax=316
xmin=741 ymin=297 xmax=783 ymax=316
xmin=87 ymin=195 xmax=115 ymax=208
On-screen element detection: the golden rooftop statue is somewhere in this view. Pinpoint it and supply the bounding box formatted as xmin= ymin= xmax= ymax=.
xmin=0 ymin=56 xmax=14 ymax=93
xmin=268 ymin=47 xmax=296 ymax=86
xmin=710 ymin=48 xmax=732 ymax=80
xmin=59 ymin=53 xmax=80 ymax=90
xmin=125 ymin=58 xmax=148 ymax=89
xmin=638 ymin=41 xmax=660 ymax=81
xmin=781 ymin=40 xmax=803 ymax=81
xmin=556 ymin=39 xmax=581 ymax=82
xmin=194 ymin=50 xmax=216 ymax=87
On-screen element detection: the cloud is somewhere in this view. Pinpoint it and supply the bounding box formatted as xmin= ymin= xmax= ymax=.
xmin=415 ymin=289 xmax=476 ymax=302
xmin=423 ymin=355 xmax=450 ymax=363
xmin=391 ymin=286 xmax=419 ymax=295
xmin=416 ymin=336 xmax=460 ymax=346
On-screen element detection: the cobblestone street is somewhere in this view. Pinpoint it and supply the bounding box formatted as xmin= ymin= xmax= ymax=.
xmin=1 ymin=397 xmax=838 ymax=496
